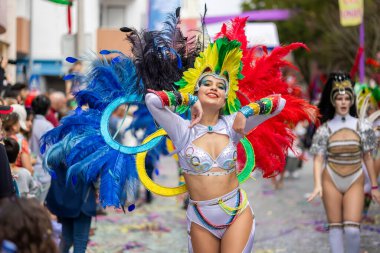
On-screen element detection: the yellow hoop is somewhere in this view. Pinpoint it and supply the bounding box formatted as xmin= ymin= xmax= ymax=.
xmin=136 ymin=129 xmax=188 ymax=196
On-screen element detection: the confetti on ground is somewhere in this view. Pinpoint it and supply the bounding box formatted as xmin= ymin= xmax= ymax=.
xmin=88 ymin=157 xmax=380 ymax=253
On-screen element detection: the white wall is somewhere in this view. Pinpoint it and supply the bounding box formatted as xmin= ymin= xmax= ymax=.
xmin=101 ymin=0 xmax=147 ymax=30
xmin=31 ymin=0 xmax=99 ymax=60
xmin=31 ymin=0 xmax=69 ymax=59
xmin=0 ymin=0 xmax=17 ymax=82
xmin=125 ymin=0 xmax=147 ymax=29
xmin=84 ymin=0 xmax=100 ymax=50
xmin=16 ymin=0 xmax=30 ymax=18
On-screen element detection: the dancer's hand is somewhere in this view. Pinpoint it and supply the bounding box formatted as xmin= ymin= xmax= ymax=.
xmin=307 ymin=185 xmax=322 ymax=202
xmin=233 ymin=112 xmax=247 ymax=136
xmin=371 ymin=188 xmax=380 ymax=204
xmin=189 ymin=100 xmax=202 ymax=128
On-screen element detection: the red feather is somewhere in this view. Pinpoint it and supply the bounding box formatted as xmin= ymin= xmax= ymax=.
xmin=215 ymin=20 xmax=318 ymax=178
xmin=214 ymin=17 xmax=249 ymax=52
xmin=366 ymin=57 xmax=380 ymax=68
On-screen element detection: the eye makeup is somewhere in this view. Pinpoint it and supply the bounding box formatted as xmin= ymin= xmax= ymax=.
xmin=200 ymin=79 xmax=227 ymax=91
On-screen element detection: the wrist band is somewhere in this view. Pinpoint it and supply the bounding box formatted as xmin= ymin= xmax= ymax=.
xmin=261 ymin=98 xmax=273 ymax=114
xmin=189 ymin=95 xmax=198 ymax=107
xmin=239 ymin=106 xmax=254 ymax=118
xmin=147 ymin=89 xmax=169 ymax=107
xmin=248 ymin=103 xmax=260 ymax=115
xmin=258 ymin=101 xmax=265 ymax=114
xmin=180 ymin=93 xmax=188 ymax=105
xmin=166 ymin=91 xmax=177 ymax=106
xmin=371 ymin=185 xmax=379 ymax=190
xmin=270 ymin=95 xmax=279 ymax=112
xmin=173 ymin=91 xmax=182 ymax=105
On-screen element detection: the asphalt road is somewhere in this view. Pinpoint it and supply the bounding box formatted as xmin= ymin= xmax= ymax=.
xmin=88 ymin=155 xmax=380 ymax=253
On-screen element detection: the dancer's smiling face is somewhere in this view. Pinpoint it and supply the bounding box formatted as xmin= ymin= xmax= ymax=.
xmin=197 ymin=75 xmax=227 ymax=111
xmin=334 ymin=93 xmax=352 ymax=116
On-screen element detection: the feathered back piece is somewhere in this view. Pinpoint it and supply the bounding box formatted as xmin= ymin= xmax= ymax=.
xmin=42 ymin=55 xmax=142 ymax=210
xmin=122 ymin=7 xmax=201 ymax=93
xmin=215 ymin=18 xmax=319 ymax=177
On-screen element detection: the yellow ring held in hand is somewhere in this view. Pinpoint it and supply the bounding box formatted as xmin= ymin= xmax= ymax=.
xmin=136 ymin=128 xmax=188 ymax=196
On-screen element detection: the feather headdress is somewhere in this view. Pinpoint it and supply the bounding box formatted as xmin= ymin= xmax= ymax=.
xmin=175 ymin=37 xmax=243 ymax=114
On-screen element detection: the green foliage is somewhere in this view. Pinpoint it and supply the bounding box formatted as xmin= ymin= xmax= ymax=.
xmin=241 ymin=0 xmax=380 ymax=82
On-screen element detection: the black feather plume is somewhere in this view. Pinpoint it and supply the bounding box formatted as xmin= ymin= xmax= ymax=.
xmin=122 ymin=8 xmax=201 ymax=92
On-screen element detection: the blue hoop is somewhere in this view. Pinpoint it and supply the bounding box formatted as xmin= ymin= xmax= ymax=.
xmin=100 ymin=96 xmax=163 ymax=154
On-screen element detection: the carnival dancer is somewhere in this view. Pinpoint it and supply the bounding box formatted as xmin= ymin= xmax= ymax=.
xmin=142 ymin=17 xmax=317 ymax=252
xmin=308 ymin=73 xmax=380 ymax=253
xmin=41 ymin=10 xmax=317 ymax=253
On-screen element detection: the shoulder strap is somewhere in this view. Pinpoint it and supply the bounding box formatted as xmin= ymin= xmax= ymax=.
xmin=220 ymin=116 xmax=233 ymax=138
xmin=325 ymin=123 xmax=332 ymax=134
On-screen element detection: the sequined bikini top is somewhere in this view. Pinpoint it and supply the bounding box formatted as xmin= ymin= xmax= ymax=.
xmin=326 ymin=126 xmax=362 ymax=177
xmin=178 ymin=116 xmax=238 ymax=176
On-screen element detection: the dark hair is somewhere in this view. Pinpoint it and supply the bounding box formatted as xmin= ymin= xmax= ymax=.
xmin=3 ymin=89 xmax=19 ymax=99
xmin=318 ymin=72 xmax=357 ymax=123
xmin=3 ymin=138 xmax=19 ymax=164
xmin=26 ymin=107 xmax=34 ymax=120
xmin=0 ymin=198 xmax=58 ymax=253
xmin=31 ymin=95 xmax=51 ymax=115
xmin=2 ymin=113 xmax=19 ymax=132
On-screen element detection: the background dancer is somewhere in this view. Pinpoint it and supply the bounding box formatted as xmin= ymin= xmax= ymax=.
xmin=308 ymin=73 xmax=380 ymax=253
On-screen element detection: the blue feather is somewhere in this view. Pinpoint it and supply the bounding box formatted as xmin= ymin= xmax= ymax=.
xmin=43 ymin=141 xmax=64 ymax=173
xmin=75 ymin=90 xmax=104 ymax=109
xmin=66 ymin=57 xmax=78 ymax=63
xmin=85 ymin=153 xmax=110 ymax=182
xmin=72 ymin=175 xmax=78 ymax=185
xmin=99 ymin=151 xmax=137 ymax=208
xmin=43 ymin=133 xmax=84 ymax=172
xmin=99 ymin=49 xmax=111 ymax=55
xmin=63 ymin=74 xmax=75 ymax=80
xmin=128 ymin=204 xmax=135 ymax=212
xmin=112 ymin=56 xmax=121 ymax=63
xmin=67 ymin=146 xmax=110 ymax=185
xmin=41 ymin=110 xmax=101 ymax=148
xmin=66 ymin=135 xmax=105 ymax=166
xmin=75 ymin=106 xmax=83 ymax=115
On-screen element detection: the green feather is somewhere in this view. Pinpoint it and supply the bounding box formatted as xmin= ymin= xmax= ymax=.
xmin=214 ymin=38 xmax=241 ymax=74
xmin=176 ymin=105 xmax=189 ymax=114
xmin=175 ymin=78 xmax=188 ymax=88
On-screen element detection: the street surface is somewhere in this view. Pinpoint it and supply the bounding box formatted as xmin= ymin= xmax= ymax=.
xmin=88 ymin=155 xmax=380 ymax=253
